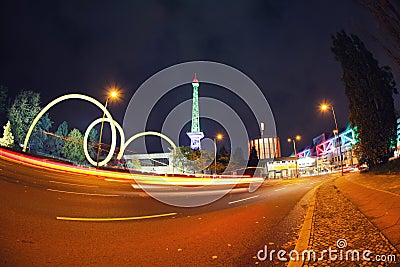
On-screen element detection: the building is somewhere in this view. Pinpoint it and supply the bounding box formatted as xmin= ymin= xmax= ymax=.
xmin=296 ymin=124 xmax=357 ymax=172
xmin=266 ymin=157 xmax=296 ymax=178
xmin=124 ymin=152 xmax=173 ymax=174
xmin=248 ymin=137 xmax=281 ymax=159
xmin=395 ymin=117 xmax=400 ymax=157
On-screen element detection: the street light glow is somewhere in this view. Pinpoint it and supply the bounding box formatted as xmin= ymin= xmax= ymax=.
xmin=320 ymin=103 xmax=329 ymax=111
xmin=216 ymin=134 xmax=223 ymax=140
xmin=110 ymin=90 xmax=118 ymax=98
xmin=288 ymin=135 xmax=301 ymax=143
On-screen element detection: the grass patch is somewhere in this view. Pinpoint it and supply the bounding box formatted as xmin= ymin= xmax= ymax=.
xmin=368 ymin=158 xmax=400 ymax=175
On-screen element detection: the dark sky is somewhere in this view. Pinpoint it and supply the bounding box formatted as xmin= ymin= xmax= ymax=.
xmin=0 ymin=0 xmax=398 ymax=156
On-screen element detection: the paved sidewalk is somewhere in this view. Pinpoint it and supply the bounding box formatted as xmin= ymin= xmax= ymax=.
xmin=345 ymin=173 xmax=400 ymax=195
xmin=336 ymin=174 xmax=400 ymax=252
xmin=303 ymin=178 xmax=399 ymax=266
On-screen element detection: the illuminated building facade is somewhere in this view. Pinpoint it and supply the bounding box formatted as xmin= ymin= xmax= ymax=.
xmin=248 ymin=137 xmax=281 ymax=159
xmin=394 ymin=117 xmax=400 ymax=157
xmin=296 ymin=124 xmax=357 ymax=173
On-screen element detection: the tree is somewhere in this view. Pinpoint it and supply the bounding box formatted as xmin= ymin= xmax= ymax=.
xmin=357 ymin=0 xmax=400 ymax=68
xmin=0 ymin=86 xmax=8 ymax=119
xmin=7 ymin=90 xmax=53 ymax=150
xmin=248 ymin=146 xmax=259 ymax=166
xmin=31 ymin=113 xmax=53 ymax=152
xmin=88 ymin=128 xmax=99 ymax=160
xmin=245 ymin=146 xmax=259 ymax=176
xmin=62 ymin=128 xmax=85 ymax=164
xmin=126 ymin=158 xmax=141 ymax=169
xmin=0 ymin=121 xmax=14 ymax=148
xmin=171 ymin=146 xmax=213 ymax=173
xmin=217 ymin=145 xmax=230 ymax=165
xmin=44 ymin=121 xmax=68 ymax=157
xmin=228 ymin=147 xmax=246 ymax=172
xmin=332 ymin=31 xmax=398 ymax=167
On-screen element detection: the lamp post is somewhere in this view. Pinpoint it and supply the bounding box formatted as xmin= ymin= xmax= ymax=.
xmin=288 ymin=135 xmax=301 ymax=178
xmin=96 ymin=90 xmax=119 ymax=168
xmin=214 ymin=134 xmax=223 ymax=176
xmin=260 ymin=122 xmax=266 ymax=159
xmin=320 ymin=103 xmax=343 ymax=176
xmin=260 ymin=122 xmax=268 ymax=178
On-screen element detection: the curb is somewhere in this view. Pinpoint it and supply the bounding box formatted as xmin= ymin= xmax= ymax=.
xmin=287 ymin=185 xmax=319 ymax=267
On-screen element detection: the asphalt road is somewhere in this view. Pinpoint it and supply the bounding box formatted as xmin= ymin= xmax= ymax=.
xmin=0 ymin=156 xmax=330 ymax=266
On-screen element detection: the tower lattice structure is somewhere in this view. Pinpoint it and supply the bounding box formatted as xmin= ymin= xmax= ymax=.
xmin=187 ymin=73 xmax=204 ymax=150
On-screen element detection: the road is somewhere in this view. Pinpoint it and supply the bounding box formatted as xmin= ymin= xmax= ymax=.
xmin=0 ymin=153 xmax=330 ymax=266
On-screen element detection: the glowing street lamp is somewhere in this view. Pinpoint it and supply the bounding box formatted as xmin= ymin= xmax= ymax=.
xmin=96 ymin=89 xmax=119 ymax=168
xmin=320 ymin=102 xmax=343 ymax=176
xmin=214 ymin=134 xmax=223 ymax=176
xmin=288 ymin=135 xmax=301 ymax=178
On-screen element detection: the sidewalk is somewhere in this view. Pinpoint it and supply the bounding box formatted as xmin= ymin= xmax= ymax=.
xmin=336 ymin=174 xmax=400 ymax=252
xmin=303 ymin=177 xmax=399 ymax=266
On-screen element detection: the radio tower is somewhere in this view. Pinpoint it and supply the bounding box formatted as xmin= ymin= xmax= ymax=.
xmin=187 ymin=73 xmax=204 ymax=150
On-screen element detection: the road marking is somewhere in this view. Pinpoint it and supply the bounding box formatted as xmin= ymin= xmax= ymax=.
xmin=131 ymin=184 xmax=172 ymax=189
xmin=228 ymin=195 xmax=259 ymax=204
xmin=56 ymin=212 xmax=177 ymax=222
xmin=105 ymin=178 xmax=130 ymax=183
xmin=46 ymin=188 xmax=118 ymax=197
xmin=274 ymin=188 xmax=286 ymax=191
xmin=49 ymin=180 xmax=99 ymax=188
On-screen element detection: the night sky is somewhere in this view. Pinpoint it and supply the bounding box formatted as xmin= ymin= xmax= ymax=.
xmin=0 ymin=0 xmax=398 ymax=156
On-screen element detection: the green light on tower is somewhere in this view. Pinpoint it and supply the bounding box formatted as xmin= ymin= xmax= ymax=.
xmin=187 ymin=73 xmax=204 ymax=150
xmin=191 ymin=73 xmax=200 ymax=132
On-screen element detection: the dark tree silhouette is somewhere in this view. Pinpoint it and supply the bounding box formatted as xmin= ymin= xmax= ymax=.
xmin=332 ymin=31 xmax=398 ymax=167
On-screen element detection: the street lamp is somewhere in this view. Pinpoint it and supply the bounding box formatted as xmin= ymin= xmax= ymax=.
xmin=214 ymin=134 xmax=223 ymax=176
xmin=288 ymin=135 xmax=301 ymax=178
xmin=320 ymin=103 xmax=343 ymax=176
xmin=96 ymin=89 xmax=119 ymax=168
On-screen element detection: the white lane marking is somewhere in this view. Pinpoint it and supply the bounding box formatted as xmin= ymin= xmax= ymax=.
xmin=274 ymin=188 xmax=286 ymax=191
xmin=49 ymin=180 xmax=99 ymax=188
xmin=46 ymin=188 xmax=118 ymax=197
xmin=228 ymin=195 xmax=259 ymax=204
xmin=131 ymin=184 xmax=174 ymax=189
xmin=105 ymin=178 xmax=130 ymax=183
xmin=56 ymin=212 xmax=177 ymax=222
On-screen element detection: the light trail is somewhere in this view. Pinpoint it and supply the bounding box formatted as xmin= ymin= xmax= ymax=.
xmin=46 ymin=188 xmax=119 ymax=197
xmin=56 ymin=212 xmax=177 ymax=222
xmin=228 ymin=195 xmax=259 ymax=204
xmin=134 ymin=188 xmax=249 ymax=196
xmin=0 ymin=148 xmax=264 ymax=187
xmin=49 ymin=180 xmax=99 ymax=188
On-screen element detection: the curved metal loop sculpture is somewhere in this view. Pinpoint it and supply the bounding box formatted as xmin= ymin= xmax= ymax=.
xmin=23 ymin=93 xmax=176 ymax=167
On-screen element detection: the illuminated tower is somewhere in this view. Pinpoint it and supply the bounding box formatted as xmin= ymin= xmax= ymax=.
xmin=187 ymin=73 xmax=204 ymax=150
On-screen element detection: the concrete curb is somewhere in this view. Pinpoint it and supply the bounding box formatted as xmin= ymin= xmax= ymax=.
xmin=287 ymin=185 xmax=319 ymax=267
